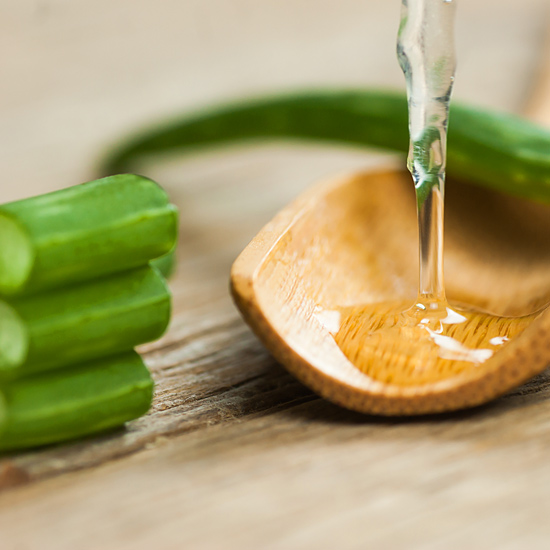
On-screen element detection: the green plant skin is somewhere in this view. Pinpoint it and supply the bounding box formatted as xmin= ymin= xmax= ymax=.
xmin=0 ymin=266 xmax=171 ymax=379
xmin=0 ymin=174 xmax=179 ymax=297
xmin=103 ymin=89 xmax=550 ymax=204
xmin=0 ymin=351 xmax=153 ymax=451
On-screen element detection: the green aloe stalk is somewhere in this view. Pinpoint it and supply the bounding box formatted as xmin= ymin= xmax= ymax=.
xmin=103 ymin=89 xmax=550 ymax=204
xmin=0 ymin=265 xmax=171 ymax=379
xmin=0 ymin=174 xmax=178 ymax=296
xmin=0 ymin=351 xmax=154 ymax=451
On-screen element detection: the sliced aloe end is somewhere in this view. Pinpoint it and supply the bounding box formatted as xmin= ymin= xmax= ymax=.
xmin=0 ymin=213 xmax=34 ymax=296
xmin=0 ymin=300 xmax=28 ymax=376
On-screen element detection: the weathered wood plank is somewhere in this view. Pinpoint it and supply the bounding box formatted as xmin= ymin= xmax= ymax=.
xmin=3 ymin=370 xmax=550 ymax=549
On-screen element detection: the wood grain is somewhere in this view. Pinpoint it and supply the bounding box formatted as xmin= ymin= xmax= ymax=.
xmin=1 ymin=1 xmax=550 ymax=549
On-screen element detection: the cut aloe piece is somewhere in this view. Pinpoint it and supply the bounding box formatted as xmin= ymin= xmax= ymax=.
xmin=0 ymin=351 xmax=154 ymax=451
xmin=0 ymin=266 xmax=171 ymax=379
xmin=0 ymin=174 xmax=178 ymax=296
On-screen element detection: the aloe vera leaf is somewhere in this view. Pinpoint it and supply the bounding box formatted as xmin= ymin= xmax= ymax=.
xmin=102 ymin=89 xmax=550 ymax=204
xmin=0 ymin=351 xmax=153 ymax=451
xmin=0 ymin=266 xmax=171 ymax=379
xmin=0 ymin=174 xmax=178 ymax=297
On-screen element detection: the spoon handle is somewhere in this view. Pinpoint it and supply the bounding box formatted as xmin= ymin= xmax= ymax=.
xmin=524 ymin=20 xmax=550 ymax=125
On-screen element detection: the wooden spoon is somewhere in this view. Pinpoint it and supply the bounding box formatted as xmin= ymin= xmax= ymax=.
xmin=231 ymin=52 xmax=550 ymax=417
xmin=231 ymin=166 xmax=550 ymax=415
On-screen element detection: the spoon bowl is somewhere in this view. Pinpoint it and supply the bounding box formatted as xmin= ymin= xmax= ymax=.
xmin=231 ymin=167 xmax=550 ymax=415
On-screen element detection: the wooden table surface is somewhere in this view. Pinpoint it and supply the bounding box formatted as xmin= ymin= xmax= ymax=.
xmin=1 ymin=1 xmax=550 ymax=548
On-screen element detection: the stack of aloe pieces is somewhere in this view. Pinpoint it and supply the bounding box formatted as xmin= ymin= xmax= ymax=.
xmin=0 ymin=174 xmax=178 ymax=451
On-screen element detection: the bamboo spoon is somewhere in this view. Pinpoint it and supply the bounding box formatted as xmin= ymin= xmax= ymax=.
xmin=230 ymin=52 xmax=550 ymax=417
